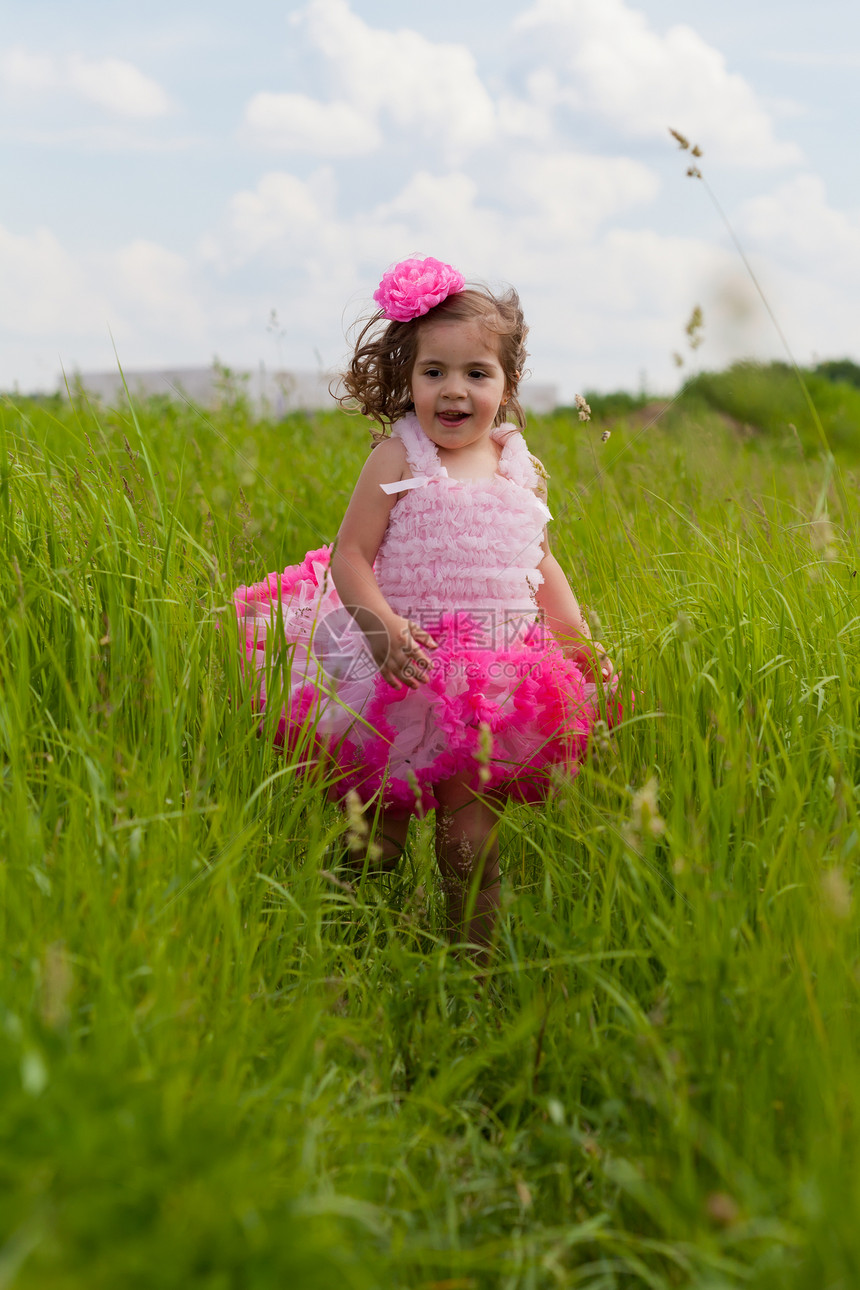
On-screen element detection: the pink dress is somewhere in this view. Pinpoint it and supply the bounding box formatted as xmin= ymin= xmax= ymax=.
xmin=234 ymin=414 xmax=599 ymax=813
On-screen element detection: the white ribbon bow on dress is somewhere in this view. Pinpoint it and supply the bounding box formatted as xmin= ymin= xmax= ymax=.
xmin=379 ymin=468 xmax=449 ymax=496
xmin=380 ymin=469 xmax=553 ymax=520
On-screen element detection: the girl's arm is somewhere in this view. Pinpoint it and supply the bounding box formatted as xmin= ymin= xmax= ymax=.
xmin=330 ymin=437 xmax=437 ymax=689
xmin=535 ymin=538 xmax=612 ymax=682
xmin=530 ymin=463 xmax=612 ymax=682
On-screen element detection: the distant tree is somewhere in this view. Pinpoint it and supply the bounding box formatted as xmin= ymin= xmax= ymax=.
xmin=815 ymin=359 xmax=860 ymax=389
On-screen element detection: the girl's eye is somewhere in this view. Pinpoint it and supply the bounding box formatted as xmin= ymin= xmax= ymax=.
xmin=469 ymin=370 xmax=486 ymax=380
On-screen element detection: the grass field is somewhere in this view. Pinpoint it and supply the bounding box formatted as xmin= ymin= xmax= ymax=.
xmin=1 ymin=376 xmax=858 ymax=1288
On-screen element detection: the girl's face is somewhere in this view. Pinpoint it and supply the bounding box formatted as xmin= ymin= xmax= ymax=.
xmin=409 ymin=318 xmax=507 ymax=453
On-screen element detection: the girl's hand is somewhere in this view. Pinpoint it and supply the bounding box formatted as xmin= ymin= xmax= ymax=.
xmin=374 ymin=614 xmax=438 ymax=690
xmin=568 ymin=639 xmax=614 ymax=685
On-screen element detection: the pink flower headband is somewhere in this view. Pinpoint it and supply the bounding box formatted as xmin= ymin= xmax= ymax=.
xmin=373 ymin=256 xmax=465 ymax=322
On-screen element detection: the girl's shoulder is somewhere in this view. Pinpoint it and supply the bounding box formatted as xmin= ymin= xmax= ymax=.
xmin=367 ymin=430 xmax=409 ymax=465
xmin=363 ymin=430 xmax=412 ymax=485
xmin=369 ymin=430 xmax=408 ymax=460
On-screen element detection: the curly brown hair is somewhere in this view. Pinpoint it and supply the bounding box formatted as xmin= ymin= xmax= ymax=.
xmin=338 ymin=285 xmax=529 ymax=435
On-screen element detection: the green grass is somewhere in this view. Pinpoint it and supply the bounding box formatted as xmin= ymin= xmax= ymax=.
xmin=1 ymin=384 xmax=858 ymax=1288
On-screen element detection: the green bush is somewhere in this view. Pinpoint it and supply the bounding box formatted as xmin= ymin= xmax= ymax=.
xmin=682 ymin=361 xmax=860 ymax=452
xmin=815 ymin=358 xmax=860 ymax=390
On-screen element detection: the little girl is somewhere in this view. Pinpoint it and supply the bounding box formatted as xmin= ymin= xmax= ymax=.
xmin=235 ymin=257 xmax=613 ymax=953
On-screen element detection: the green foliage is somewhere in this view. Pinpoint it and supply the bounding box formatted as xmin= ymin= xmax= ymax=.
xmin=814 ymin=358 xmax=860 ymax=390
xmin=681 ymin=360 xmax=860 ymax=452
xmin=1 ymin=390 xmax=859 ymax=1287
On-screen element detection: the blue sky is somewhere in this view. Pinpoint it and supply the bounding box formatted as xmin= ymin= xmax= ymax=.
xmin=3 ymin=0 xmax=859 ymax=397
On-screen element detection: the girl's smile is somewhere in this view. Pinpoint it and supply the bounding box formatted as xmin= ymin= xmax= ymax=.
xmin=410 ymin=319 xmax=508 ymax=454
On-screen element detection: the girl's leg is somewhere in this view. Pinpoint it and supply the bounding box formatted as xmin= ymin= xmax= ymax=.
xmin=434 ymin=778 xmax=507 ymax=956
xmin=373 ymin=809 xmax=412 ymax=868
xmin=326 ymin=776 xmax=411 ymax=871
xmin=343 ymin=806 xmax=411 ymax=873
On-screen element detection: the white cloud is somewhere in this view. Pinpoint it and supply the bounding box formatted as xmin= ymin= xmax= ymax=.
xmin=242 ymin=0 xmax=498 ymax=159
xmin=110 ymin=241 xmax=208 ymax=335
xmin=215 ymin=150 xmax=659 ymax=298
xmin=0 ymin=48 xmax=56 ymax=92
xmin=520 ymin=229 xmax=730 ymax=386
xmin=764 ymin=51 xmax=860 ymax=69
xmin=66 ymin=55 xmax=172 ymax=119
xmin=0 ymin=219 xmax=219 ymax=389
xmin=513 ymin=0 xmax=800 ymax=166
xmin=512 ymin=153 xmax=659 ymax=239
xmin=741 ymin=174 xmax=860 ymax=287
xmin=243 ymin=92 xmax=378 ymax=154
xmin=375 ymin=171 xmax=480 ymax=228
xmin=496 ymin=83 xmax=554 ymax=145
xmin=0 ymin=224 xmax=104 ymax=335
xmin=301 ymin=0 xmax=497 ymax=150
xmin=217 ymin=168 xmax=339 ymax=265
xmin=0 ymin=47 xmax=171 ymax=118
xmin=241 ymin=0 xmax=800 ymax=172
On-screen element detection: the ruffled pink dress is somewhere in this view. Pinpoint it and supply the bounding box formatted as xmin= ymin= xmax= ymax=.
xmin=234 ymin=414 xmax=599 ymax=813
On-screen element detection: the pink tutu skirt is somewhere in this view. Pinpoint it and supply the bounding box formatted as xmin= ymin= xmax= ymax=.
xmin=235 ymin=545 xmax=612 ymax=814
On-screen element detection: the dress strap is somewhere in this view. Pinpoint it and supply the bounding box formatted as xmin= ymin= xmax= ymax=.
xmin=495 ymin=427 xmax=539 ymax=489
xmin=391 ymin=413 xmax=445 ymax=476
xmin=495 ymin=427 xmax=553 ymax=520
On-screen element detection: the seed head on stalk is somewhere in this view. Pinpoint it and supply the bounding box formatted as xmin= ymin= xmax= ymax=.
xmin=344 ymin=788 xmax=382 ymax=861
xmin=667 ymin=121 xmax=848 ymax=525
xmin=668 ymin=127 xmax=703 ymax=177
xmin=574 ymin=391 xmax=610 ymax=442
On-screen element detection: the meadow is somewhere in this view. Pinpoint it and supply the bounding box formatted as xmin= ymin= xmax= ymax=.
xmin=0 ymin=369 xmax=858 ymax=1288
